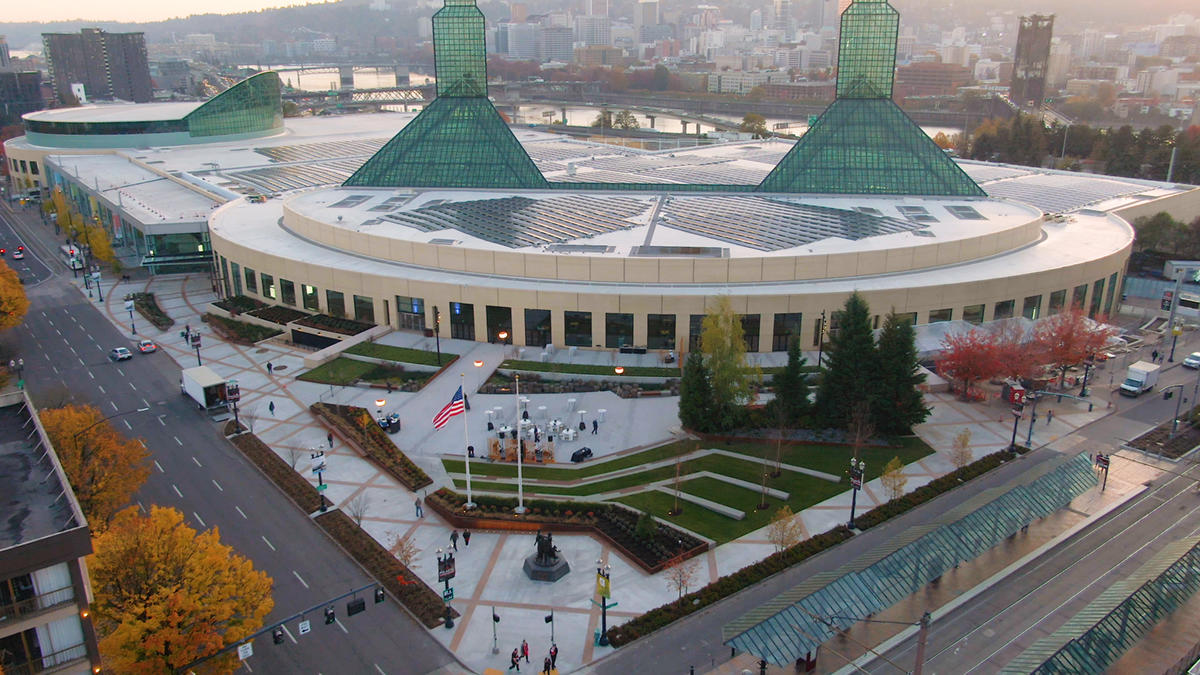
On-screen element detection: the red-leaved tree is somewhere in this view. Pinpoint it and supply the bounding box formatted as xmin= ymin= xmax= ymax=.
xmin=937 ymin=329 xmax=1002 ymax=400
xmin=991 ymin=319 xmax=1046 ymax=382
xmin=1033 ymin=308 xmax=1117 ymax=387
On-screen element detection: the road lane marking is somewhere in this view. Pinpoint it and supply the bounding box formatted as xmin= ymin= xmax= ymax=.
xmin=78 ymin=358 xmax=85 ymax=366
xmin=87 ymin=371 xmax=93 ymax=379
xmin=55 ymin=328 xmax=61 ymax=335
xmin=139 ymin=440 xmax=147 ymax=448
xmin=375 ymin=665 xmax=385 ymax=675
xmin=129 ymin=382 xmax=137 ymax=391
xmin=191 ymin=456 xmax=201 ymax=467
xmin=123 ymin=420 xmax=131 ymax=430
xmin=157 ymin=416 xmax=166 ymax=426
xmin=97 ymin=385 xmax=105 ymax=394
xmin=153 ymin=460 xmax=163 ymax=472
xmin=142 ymin=398 xmax=149 ymax=408
xmin=262 ymin=536 xmax=276 ymax=551
xmin=282 ymin=625 xmax=297 ymax=644
xmin=109 ymin=401 xmax=118 ymax=411
xmin=51 ymin=366 xmax=58 ymax=374
xmin=335 ymin=618 xmax=348 ymax=634
xmin=175 ymin=436 xmax=184 ymax=446
xmin=235 ymin=506 xmax=247 ymax=519
xmin=293 ymin=570 xmax=309 ymax=589
xmin=212 ymin=479 xmax=223 ymax=492
xmin=193 ymin=512 xmax=206 ymax=528
xmin=117 ymin=367 xmax=124 ymax=376
xmin=172 ymin=484 xmax=183 ymax=498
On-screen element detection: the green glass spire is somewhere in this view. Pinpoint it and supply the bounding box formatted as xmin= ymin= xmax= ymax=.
xmin=433 ymin=0 xmax=487 ymax=98
xmin=836 ymin=0 xmax=899 ymax=99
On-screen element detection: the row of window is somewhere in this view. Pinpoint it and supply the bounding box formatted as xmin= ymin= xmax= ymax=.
xmin=222 ymin=257 xmax=1118 ymax=352
xmin=9 ymin=158 xmax=39 ymax=175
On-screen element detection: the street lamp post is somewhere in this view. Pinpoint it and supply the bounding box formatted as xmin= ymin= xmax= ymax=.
xmin=848 ymin=458 xmax=865 ymax=529
xmin=92 ymin=268 xmax=103 ymax=302
xmin=190 ymin=332 xmax=202 ymax=366
xmin=125 ymin=299 xmax=136 ymax=335
xmin=595 ymin=560 xmax=612 ymax=646
xmin=1079 ymin=354 xmax=1095 ymax=396
xmin=227 ymin=380 xmax=241 ymax=431
xmin=437 ymin=548 xmax=456 ymax=629
xmin=816 ymin=310 xmax=826 ymax=367
xmin=433 ymin=306 xmax=442 ymax=366
xmin=1009 ymin=406 xmax=1023 ymax=452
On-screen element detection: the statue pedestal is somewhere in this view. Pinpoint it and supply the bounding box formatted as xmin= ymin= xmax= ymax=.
xmin=523 ymin=553 xmax=570 ymax=582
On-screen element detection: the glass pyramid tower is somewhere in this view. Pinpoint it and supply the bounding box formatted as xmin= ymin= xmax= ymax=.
xmin=758 ymin=0 xmax=984 ymax=196
xmin=343 ymin=0 xmax=548 ymax=189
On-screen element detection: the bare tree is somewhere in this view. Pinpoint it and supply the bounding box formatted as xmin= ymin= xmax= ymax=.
xmin=950 ymin=428 xmax=973 ymax=469
xmin=345 ymin=492 xmax=371 ymax=527
xmin=389 ymin=531 xmax=420 ymax=570
xmin=286 ymin=446 xmax=304 ymax=470
xmin=772 ymin=401 xmax=788 ymax=478
xmin=848 ymin=401 xmax=874 ymax=463
xmin=766 ymin=505 xmax=803 ymax=552
xmin=663 ymin=554 xmax=700 ymax=599
xmin=880 ymin=456 xmax=908 ymax=501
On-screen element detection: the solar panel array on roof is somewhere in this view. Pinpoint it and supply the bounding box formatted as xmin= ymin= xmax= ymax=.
xmin=945 ymin=204 xmax=986 ymax=220
xmin=658 ymin=196 xmax=922 ymax=251
xmin=650 ymin=164 xmax=770 ymax=185
xmin=382 ymin=195 xmax=652 ymax=248
xmin=549 ymin=170 xmax=675 ymax=184
xmin=982 ymin=173 xmax=1150 ymax=212
xmin=368 ymin=196 xmax=412 ymax=212
xmin=228 ymin=160 xmax=362 ymax=193
xmin=959 ymin=164 xmax=1036 ymax=183
xmin=523 ymin=140 xmax=636 ymax=162
xmin=254 ymin=139 xmax=388 ymax=163
xmin=330 ymin=195 xmax=372 ymax=208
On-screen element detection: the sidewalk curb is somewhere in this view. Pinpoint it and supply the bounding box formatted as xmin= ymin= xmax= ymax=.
xmin=833 ymin=479 xmax=1148 ymax=674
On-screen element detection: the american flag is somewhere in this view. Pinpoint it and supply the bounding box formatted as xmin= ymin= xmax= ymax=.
xmin=432 ymin=386 xmax=465 ymax=429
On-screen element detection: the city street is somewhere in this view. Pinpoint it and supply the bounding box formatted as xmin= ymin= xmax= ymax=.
xmin=0 ymin=202 xmax=460 ymax=674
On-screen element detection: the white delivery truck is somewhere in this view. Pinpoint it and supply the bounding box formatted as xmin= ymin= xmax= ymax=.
xmin=181 ymin=366 xmax=231 ymax=417
xmin=1119 ymin=361 xmax=1160 ymax=397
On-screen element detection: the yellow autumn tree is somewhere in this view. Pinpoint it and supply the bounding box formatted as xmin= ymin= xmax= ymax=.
xmin=0 ymin=260 xmax=29 ymax=330
xmin=39 ymin=405 xmax=150 ymax=527
xmin=90 ymin=506 xmax=274 ymax=674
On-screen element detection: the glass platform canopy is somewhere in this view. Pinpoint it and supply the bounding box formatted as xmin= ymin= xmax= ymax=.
xmin=345 ymin=0 xmax=985 ymax=198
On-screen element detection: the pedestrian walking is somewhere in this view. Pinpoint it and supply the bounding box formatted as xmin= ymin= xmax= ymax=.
xmin=266 ymin=361 xmax=273 ymax=374
xmin=509 ymin=648 xmax=521 ymax=671
xmin=522 ymin=639 xmax=530 ymax=663
xmin=591 ymin=419 xmax=598 ymax=435
xmin=463 ymin=529 xmax=471 ymax=547
xmin=1153 ymin=349 xmax=1160 ymax=363
xmin=268 ymin=401 xmax=276 ymax=416
xmin=549 ymin=643 xmax=558 ymax=669
xmin=327 ymin=431 xmax=334 ymax=448
xmin=542 ymin=656 xmax=553 ymax=675
xmin=415 ymin=496 xmax=424 ymax=518
xmin=450 ymin=530 xmax=459 ymax=550
xmin=1047 ymin=409 xmax=1054 ymax=425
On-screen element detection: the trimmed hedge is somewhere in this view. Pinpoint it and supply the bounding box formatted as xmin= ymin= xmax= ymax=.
xmin=214 ymin=295 xmax=266 ymax=314
xmin=126 ymin=292 xmax=174 ymax=330
xmin=605 ymin=444 xmax=1033 ymax=646
xmin=248 ymin=305 xmax=309 ymax=325
xmin=296 ymin=314 xmax=375 ymax=335
xmin=312 ymin=402 xmax=433 ymax=490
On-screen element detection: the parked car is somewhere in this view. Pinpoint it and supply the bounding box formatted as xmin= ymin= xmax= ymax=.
xmin=570 ymin=447 xmax=594 ymax=463
xmin=109 ymin=347 xmax=133 ymax=361
xmin=137 ymin=339 xmax=157 ymax=353
xmin=1184 ymin=352 xmax=1200 ymax=369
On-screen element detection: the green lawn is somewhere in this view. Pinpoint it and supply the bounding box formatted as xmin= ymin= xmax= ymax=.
xmin=298 ymin=358 xmax=376 ymax=385
xmin=298 ymin=358 xmax=436 ymax=387
xmin=614 ymin=491 xmax=752 ymax=544
xmin=346 ymin=342 xmax=458 ymax=367
xmin=719 ymin=436 xmax=934 ymax=481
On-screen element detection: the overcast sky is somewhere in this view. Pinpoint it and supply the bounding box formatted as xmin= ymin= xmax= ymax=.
xmin=6 ymin=0 xmax=323 ymax=23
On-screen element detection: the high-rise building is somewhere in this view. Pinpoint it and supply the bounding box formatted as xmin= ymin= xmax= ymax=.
xmin=42 ymin=28 xmax=152 ymax=103
xmin=774 ymin=0 xmax=793 ymax=32
xmin=0 ymin=71 xmax=44 ymax=126
xmin=0 ymin=35 xmax=11 ymax=70
xmin=750 ymin=9 xmax=764 ymax=31
xmin=635 ymin=0 xmax=661 ymax=42
xmin=575 ymin=15 xmax=612 ymax=47
xmin=538 ymin=26 xmax=575 ymax=63
xmin=589 ymin=0 xmax=608 ymax=17
xmin=1010 ymin=14 xmax=1054 ymax=107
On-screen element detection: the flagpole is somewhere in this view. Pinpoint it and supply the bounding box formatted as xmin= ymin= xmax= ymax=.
xmin=514 ymin=373 xmax=525 ymax=514
xmin=462 ymin=374 xmax=475 ymax=509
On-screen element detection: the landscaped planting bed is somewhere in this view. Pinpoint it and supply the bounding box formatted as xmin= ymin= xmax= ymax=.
xmin=313 ymin=510 xmax=451 ymax=628
xmin=225 ymin=426 xmax=322 ymax=512
xmin=126 ymin=292 xmax=174 ymax=330
xmin=248 ymin=305 xmax=309 ymax=325
xmin=299 ymin=358 xmax=435 ymax=390
xmin=295 ymin=314 xmax=375 ymax=335
xmin=1125 ymin=406 xmax=1200 ymax=459
xmin=312 ymin=402 xmax=433 ymax=490
xmin=204 ymin=313 xmax=283 ymax=345
xmin=428 ymin=489 xmax=706 ymax=574
xmin=481 ymin=371 xmax=673 ymax=397
xmin=213 ymin=295 xmax=267 ymax=315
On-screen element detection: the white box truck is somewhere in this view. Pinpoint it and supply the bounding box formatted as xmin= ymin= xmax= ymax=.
xmin=1119 ymin=361 xmax=1160 ymax=397
xmin=181 ymin=366 xmax=231 ymax=417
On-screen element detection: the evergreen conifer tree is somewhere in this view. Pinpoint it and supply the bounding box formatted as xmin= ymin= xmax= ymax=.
xmin=815 ymin=292 xmax=878 ymax=429
xmin=874 ymin=311 xmax=929 ymax=433
xmin=773 ymin=338 xmax=809 ymax=425
xmin=679 ymin=352 xmax=715 ymax=432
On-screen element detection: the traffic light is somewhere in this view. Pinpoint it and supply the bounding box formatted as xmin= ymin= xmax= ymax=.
xmin=374 ymin=587 xmax=385 ymax=604
xmin=272 ymin=627 xmax=284 ymax=644
xmin=324 ymin=606 xmax=335 ymax=624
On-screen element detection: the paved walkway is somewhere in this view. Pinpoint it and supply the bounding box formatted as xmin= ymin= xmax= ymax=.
xmin=68 ymin=268 xmax=1186 ymax=674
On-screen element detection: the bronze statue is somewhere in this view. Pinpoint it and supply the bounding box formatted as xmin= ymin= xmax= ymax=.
xmin=534 ymin=530 xmax=558 ymax=565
